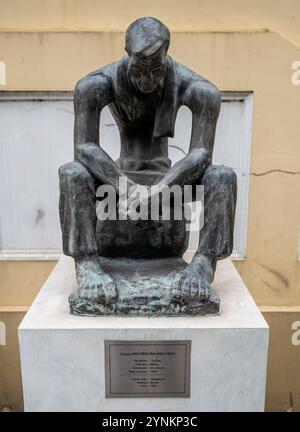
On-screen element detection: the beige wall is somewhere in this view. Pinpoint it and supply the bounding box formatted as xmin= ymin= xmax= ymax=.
xmin=0 ymin=0 xmax=300 ymax=48
xmin=0 ymin=0 xmax=300 ymax=411
xmin=0 ymin=312 xmax=25 ymax=412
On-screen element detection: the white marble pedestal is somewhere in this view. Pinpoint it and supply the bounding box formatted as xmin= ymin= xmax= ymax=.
xmin=19 ymin=256 xmax=269 ymax=412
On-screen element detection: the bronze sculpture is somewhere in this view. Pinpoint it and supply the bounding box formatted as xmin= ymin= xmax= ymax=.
xmin=58 ymin=17 xmax=237 ymax=316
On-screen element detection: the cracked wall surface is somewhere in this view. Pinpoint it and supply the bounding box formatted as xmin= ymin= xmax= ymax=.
xmin=251 ymin=170 xmax=300 ymax=176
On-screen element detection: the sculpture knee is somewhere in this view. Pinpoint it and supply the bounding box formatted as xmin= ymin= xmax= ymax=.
xmin=203 ymin=165 xmax=237 ymax=191
xmin=59 ymin=161 xmax=94 ymax=187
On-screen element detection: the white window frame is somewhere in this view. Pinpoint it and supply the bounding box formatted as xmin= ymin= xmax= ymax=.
xmin=0 ymin=91 xmax=253 ymax=261
xmin=221 ymin=91 xmax=253 ymax=261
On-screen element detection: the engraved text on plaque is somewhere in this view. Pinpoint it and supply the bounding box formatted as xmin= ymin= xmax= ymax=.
xmin=105 ymin=340 xmax=191 ymax=398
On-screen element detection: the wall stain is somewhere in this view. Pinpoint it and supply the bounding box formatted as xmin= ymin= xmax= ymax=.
xmin=255 ymin=260 xmax=289 ymax=291
xmin=34 ymin=209 xmax=45 ymax=226
xmin=262 ymin=279 xmax=279 ymax=293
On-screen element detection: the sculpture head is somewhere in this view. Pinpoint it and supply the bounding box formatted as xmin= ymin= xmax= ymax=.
xmin=125 ymin=17 xmax=170 ymax=94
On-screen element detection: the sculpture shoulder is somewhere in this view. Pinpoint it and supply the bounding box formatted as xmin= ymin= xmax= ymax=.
xmin=173 ymin=61 xmax=220 ymax=109
xmin=74 ymin=62 xmax=118 ymax=105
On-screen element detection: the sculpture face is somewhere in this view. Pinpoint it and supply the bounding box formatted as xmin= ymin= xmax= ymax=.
xmin=128 ymin=50 xmax=167 ymax=94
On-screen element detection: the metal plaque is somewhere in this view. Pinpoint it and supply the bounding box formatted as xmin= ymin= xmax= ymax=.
xmin=105 ymin=340 xmax=191 ymax=398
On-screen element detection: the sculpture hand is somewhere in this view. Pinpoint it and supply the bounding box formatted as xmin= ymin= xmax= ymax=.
xmin=119 ymin=184 xmax=152 ymax=220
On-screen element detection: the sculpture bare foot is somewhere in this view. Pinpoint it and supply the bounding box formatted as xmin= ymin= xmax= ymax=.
xmin=75 ymin=254 xmax=117 ymax=305
xmin=171 ymin=254 xmax=216 ymax=301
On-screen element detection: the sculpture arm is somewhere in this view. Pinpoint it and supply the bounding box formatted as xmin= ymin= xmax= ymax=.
xmin=158 ymin=81 xmax=221 ymax=189
xmin=74 ymin=74 xmax=135 ymax=192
